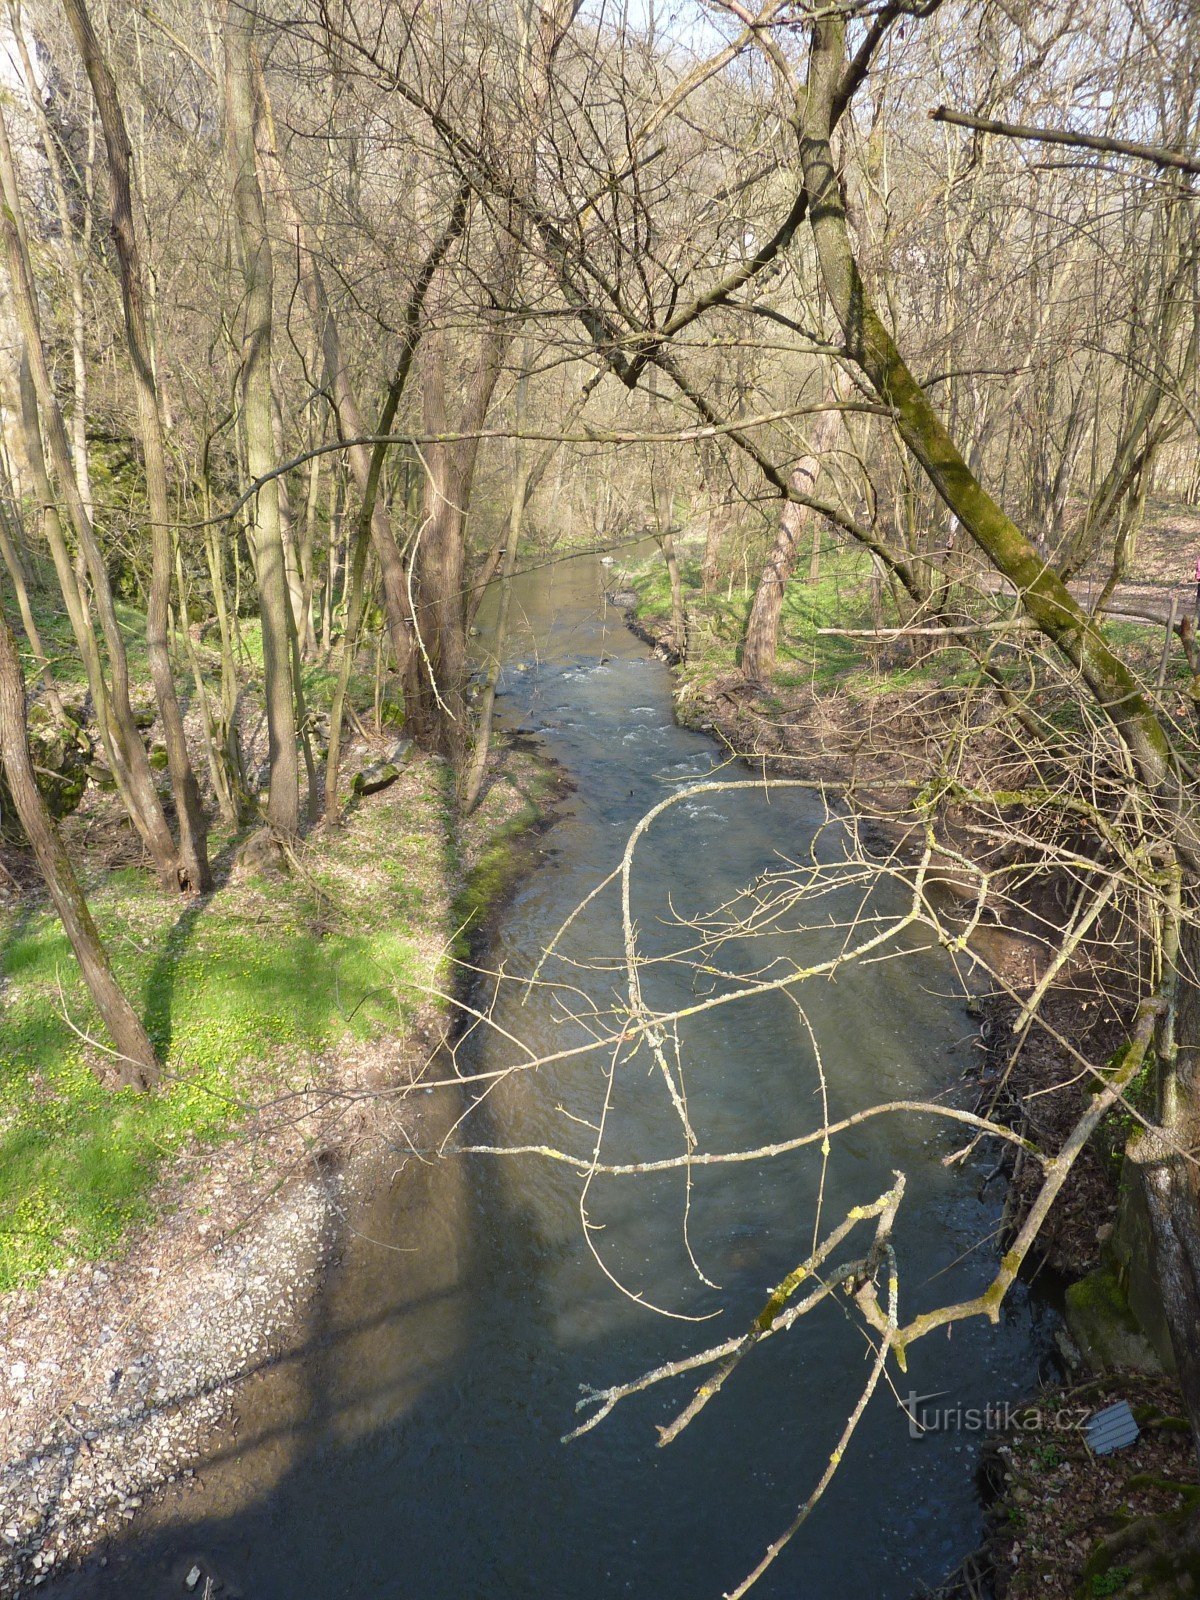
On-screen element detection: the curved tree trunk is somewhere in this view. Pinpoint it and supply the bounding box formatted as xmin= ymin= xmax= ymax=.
xmin=801 ymin=14 xmax=1200 ymax=1456
xmin=799 ymin=16 xmax=1182 ymax=808
xmin=0 ymin=605 xmax=158 ymax=1089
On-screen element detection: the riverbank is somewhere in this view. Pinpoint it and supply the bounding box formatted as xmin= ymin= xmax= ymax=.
xmin=614 ymin=577 xmax=1197 ymax=1597
xmin=0 ymin=735 xmax=561 ymax=1595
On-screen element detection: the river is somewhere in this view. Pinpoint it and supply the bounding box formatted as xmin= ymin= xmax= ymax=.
xmin=56 ymin=552 xmax=1051 ymax=1598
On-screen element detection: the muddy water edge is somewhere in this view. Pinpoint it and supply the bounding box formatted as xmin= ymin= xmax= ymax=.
xmin=44 ymin=552 xmax=1055 ymax=1599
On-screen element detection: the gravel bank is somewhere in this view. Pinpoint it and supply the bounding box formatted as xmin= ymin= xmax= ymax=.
xmin=0 ymin=738 xmax=556 ymax=1595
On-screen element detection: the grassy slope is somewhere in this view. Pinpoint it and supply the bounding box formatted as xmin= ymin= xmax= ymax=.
xmin=0 ymin=572 xmax=523 ymax=1293
xmin=0 ymin=775 xmax=452 ymax=1290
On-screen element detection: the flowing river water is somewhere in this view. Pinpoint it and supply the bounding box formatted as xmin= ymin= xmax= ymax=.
xmin=58 ymin=553 xmax=1051 ymax=1598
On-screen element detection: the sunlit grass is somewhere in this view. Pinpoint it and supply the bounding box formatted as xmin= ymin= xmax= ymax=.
xmin=0 ymin=785 xmax=443 ymax=1290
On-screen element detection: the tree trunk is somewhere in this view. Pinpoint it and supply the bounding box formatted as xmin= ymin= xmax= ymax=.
xmin=222 ymin=0 xmax=299 ymax=835
xmin=1131 ymin=911 xmax=1200 ymax=1460
xmin=799 ymin=17 xmax=1182 ymax=811
xmin=253 ymin=69 xmax=418 ymax=684
xmin=411 ymin=268 xmax=515 ymax=770
xmin=410 ymin=327 xmax=469 ymax=765
xmin=63 ymin=0 xmax=211 ymax=891
xmin=808 ymin=518 xmax=823 ymax=586
xmin=270 ymin=385 xmax=309 ymax=649
xmin=697 ymin=439 xmax=730 ymax=594
xmin=299 ymin=432 xmax=322 ymax=658
xmin=800 ymin=14 xmax=1200 ymax=1455
xmin=321 ymin=469 xmax=344 ymax=655
xmin=6 ymin=2 xmax=96 ymax=520
xmin=324 ymin=500 xmax=371 ymax=825
xmin=742 ymin=455 xmax=821 ymax=682
xmin=461 ymin=363 xmax=532 ymax=814
xmin=0 ymin=604 xmax=158 ymax=1089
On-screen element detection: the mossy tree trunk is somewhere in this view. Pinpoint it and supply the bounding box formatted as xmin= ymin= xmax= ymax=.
xmin=798 ymin=19 xmax=1184 ymax=815
xmin=799 ymin=14 xmax=1200 ymax=1453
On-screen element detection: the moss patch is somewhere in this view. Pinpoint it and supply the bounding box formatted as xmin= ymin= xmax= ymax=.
xmin=1065 ymin=1265 xmax=1166 ymax=1376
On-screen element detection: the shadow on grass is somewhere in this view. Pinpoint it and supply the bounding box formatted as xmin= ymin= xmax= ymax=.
xmin=142 ymin=835 xmax=244 ymax=1063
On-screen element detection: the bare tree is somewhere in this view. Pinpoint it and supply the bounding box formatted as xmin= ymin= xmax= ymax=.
xmin=221 ymin=0 xmax=299 ymax=835
xmin=62 ymin=0 xmax=212 ymax=889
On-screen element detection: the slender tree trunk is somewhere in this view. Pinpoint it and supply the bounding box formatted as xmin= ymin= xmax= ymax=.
xmin=7 ymin=1 xmax=95 ymax=519
xmin=462 ymin=364 xmax=532 ymax=814
xmin=742 ymin=455 xmax=821 ymax=681
xmin=409 ymin=225 xmax=515 ymax=767
xmin=324 ymin=498 xmax=371 ymax=825
xmin=270 ymin=384 xmax=308 ymax=643
xmin=175 ymin=537 xmax=238 ymax=827
xmin=411 ymin=311 xmax=470 ymax=765
xmin=253 ymin=69 xmax=418 ymax=683
xmin=63 ymin=0 xmax=211 ymax=890
xmin=222 ymin=0 xmax=299 ymax=835
xmin=299 ymin=426 xmax=322 ymax=658
xmin=0 ymin=603 xmax=158 ymax=1088
xmin=16 ymin=361 xmax=119 ymax=762
xmin=322 ymin=469 xmax=344 ymax=655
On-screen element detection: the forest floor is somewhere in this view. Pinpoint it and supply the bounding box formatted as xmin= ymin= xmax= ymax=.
xmin=619 ymin=512 xmax=1200 ymax=1600
xmin=0 ymin=584 xmax=564 ymax=1593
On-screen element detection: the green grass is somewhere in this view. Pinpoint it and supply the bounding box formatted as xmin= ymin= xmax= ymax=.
xmin=0 ymin=781 xmax=448 ymax=1290
xmin=630 ymin=542 xmax=898 ymax=689
xmin=629 ymin=541 xmax=1194 ymax=710
xmin=7 ymin=583 xmax=152 ymax=696
xmin=451 ymin=761 xmax=558 ymax=957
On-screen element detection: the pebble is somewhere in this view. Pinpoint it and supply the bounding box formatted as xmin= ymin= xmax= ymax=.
xmin=0 ymin=1150 xmax=341 ymax=1597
